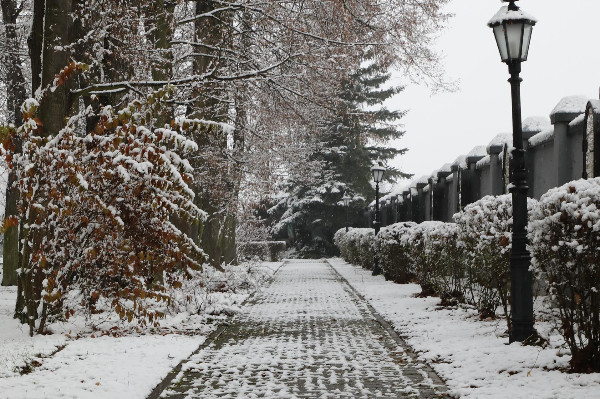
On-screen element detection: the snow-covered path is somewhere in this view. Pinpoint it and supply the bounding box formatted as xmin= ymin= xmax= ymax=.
xmin=160 ymin=260 xmax=448 ymax=398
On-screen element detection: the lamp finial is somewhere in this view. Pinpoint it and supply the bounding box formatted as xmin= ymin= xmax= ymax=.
xmin=503 ymin=0 xmax=519 ymax=11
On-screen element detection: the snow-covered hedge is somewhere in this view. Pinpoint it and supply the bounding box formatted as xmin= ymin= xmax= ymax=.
xmin=455 ymin=195 xmax=538 ymax=328
xmin=334 ymin=228 xmax=375 ymax=270
xmin=376 ymin=222 xmax=416 ymax=283
xmin=529 ymin=178 xmax=600 ymax=372
xmin=403 ymin=222 xmax=446 ymax=296
xmin=238 ymin=241 xmax=287 ymax=262
xmin=335 ymin=184 xmax=600 ymax=371
xmin=333 ymin=228 xmax=355 ymax=264
xmin=419 ymin=222 xmax=464 ymax=305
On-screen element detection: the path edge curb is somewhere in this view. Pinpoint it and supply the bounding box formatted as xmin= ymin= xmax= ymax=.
xmin=325 ymin=258 xmax=450 ymax=396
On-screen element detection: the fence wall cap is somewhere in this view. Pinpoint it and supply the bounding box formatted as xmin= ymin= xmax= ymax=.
xmin=487 ymin=133 xmax=511 ymax=154
xmin=438 ymin=162 xmax=452 ymax=174
xmin=466 ymin=154 xmax=485 ymax=165
xmin=452 ymin=154 xmax=468 ymax=170
xmin=437 ymin=169 xmax=452 ymax=179
xmin=415 ymin=175 xmax=430 ymax=185
xmin=551 ymin=95 xmax=589 ymax=124
xmin=465 ymin=146 xmax=487 ymax=166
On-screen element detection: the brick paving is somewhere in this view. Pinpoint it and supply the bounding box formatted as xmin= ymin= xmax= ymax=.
xmin=156 ymin=260 xmax=449 ymax=398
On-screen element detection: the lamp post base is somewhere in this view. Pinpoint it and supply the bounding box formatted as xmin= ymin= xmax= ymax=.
xmin=372 ymin=258 xmax=381 ymax=276
xmin=510 ymin=325 xmax=539 ymax=344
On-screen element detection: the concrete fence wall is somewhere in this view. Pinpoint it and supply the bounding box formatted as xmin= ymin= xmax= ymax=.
xmin=365 ymin=95 xmax=600 ymax=227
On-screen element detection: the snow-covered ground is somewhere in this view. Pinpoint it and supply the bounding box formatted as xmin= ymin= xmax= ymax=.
xmin=0 ymin=262 xmax=281 ymax=399
xmin=329 ymin=258 xmax=600 ymax=399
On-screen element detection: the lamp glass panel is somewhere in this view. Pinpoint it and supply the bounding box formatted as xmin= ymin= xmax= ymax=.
xmin=493 ymin=25 xmax=508 ymax=61
xmin=521 ymin=24 xmax=533 ymax=60
xmin=505 ymin=22 xmax=524 ymax=60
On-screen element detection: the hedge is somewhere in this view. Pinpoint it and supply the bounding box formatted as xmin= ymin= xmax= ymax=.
xmin=455 ymin=195 xmax=538 ymax=328
xmin=529 ymin=178 xmax=600 ymax=372
xmin=336 ymin=196 xmax=537 ymax=331
xmin=334 ymin=228 xmax=375 ymax=270
xmin=375 ymin=222 xmax=416 ymax=283
xmin=335 ymin=181 xmax=600 ymax=372
xmin=238 ymin=241 xmax=287 ymax=262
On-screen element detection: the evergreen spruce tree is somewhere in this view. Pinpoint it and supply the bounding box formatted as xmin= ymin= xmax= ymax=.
xmin=272 ymin=59 xmax=411 ymax=257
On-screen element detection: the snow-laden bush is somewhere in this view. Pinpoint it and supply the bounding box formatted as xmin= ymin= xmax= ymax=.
xmin=333 ymin=228 xmax=349 ymax=257
xmin=419 ymin=222 xmax=465 ymax=305
xmin=9 ymin=86 xmax=208 ymax=335
xmin=376 ymin=222 xmax=416 ymax=283
xmin=529 ymin=178 xmax=600 ymax=372
xmin=166 ymin=262 xmax=273 ymax=319
xmin=404 ymin=222 xmax=446 ymax=296
xmin=455 ymin=194 xmax=538 ymax=329
xmin=334 ymin=228 xmax=374 ymax=269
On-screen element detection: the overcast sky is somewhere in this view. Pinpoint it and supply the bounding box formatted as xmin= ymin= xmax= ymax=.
xmin=387 ymin=0 xmax=600 ymax=185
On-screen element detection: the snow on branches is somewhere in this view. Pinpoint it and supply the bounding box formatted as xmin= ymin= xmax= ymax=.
xmin=7 ymin=87 xmax=208 ymax=335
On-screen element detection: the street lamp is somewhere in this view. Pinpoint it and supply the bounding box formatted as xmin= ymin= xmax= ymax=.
xmin=371 ymin=163 xmax=385 ymax=276
xmin=343 ymin=195 xmax=351 ymax=232
xmin=488 ymin=0 xmax=537 ymax=343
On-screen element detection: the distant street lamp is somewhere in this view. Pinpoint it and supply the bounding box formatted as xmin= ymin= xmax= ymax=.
xmin=371 ymin=163 xmax=385 ymax=276
xmin=343 ymin=195 xmax=351 ymax=232
xmin=488 ymin=0 xmax=537 ymax=343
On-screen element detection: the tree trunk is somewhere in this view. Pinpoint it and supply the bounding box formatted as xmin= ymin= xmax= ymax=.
xmin=188 ymin=0 xmax=230 ymax=269
xmin=150 ymin=0 xmax=175 ymax=127
xmin=16 ymin=0 xmax=73 ymax=331
xmin=221 ymin=10 xmax=253 ymax=266
xmin=28 ymin=0 xmax=44 ymax=94
xmin=39 ymin=0 xmax=73 ymax=136
xmin=1 ymin=0 xmax=27 ymax=286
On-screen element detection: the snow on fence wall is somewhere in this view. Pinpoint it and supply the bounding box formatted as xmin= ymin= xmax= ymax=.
xmin=367 ymin=95 xmax=599 ymax=226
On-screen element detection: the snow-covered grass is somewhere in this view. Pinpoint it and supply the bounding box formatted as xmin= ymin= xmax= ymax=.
xmin=0 ymin=261 xmax=281 ymax=399
xmin=329 ymin=258 xmax=600 ymax=399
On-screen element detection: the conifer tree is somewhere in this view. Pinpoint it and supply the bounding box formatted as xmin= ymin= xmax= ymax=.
xmin=273 ymin=59 xmax=411 ymax=256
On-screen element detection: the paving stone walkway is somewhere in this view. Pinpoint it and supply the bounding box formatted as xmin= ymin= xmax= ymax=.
xmin=156 ymin=260 xmax=449 ymax=398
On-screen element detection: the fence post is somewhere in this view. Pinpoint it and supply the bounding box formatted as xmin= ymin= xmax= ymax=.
xmin=489 ymin=143 xmax=504 ymax=196
xmin=551 ymin=96 xmax=588 ymax=187
xmin=416 ymin=182 xmax=427 ymax=223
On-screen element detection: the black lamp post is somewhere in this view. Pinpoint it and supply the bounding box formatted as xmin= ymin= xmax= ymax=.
xmin=371 ymin=163 xmax=385 ymax=276
xmin=488 ymin=0 xmax=537 ymax=343
xmin=343 ymin=195 xmax=351 ymax=232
